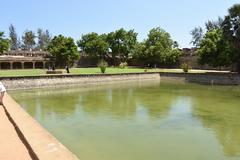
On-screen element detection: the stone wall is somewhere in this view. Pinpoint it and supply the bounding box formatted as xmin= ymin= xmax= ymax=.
xmin=160 ymin=72 xmax=240 ymax=85
xmin=1 ymin=73 xmax=161 ymax=90
xmin=1 ymin=72 xmax=239 ymax=90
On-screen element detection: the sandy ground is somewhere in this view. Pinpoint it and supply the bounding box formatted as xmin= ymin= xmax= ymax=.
xmin=0 ymin=105 xmax=31 ymax=160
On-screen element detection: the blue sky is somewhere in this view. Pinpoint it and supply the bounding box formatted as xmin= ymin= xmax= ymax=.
xmin=0 ymin=0 xmax=239 ymax=48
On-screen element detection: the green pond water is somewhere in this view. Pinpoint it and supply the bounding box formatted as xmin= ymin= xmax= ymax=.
xmin=9 ymin=81 xmax=240 ymax=160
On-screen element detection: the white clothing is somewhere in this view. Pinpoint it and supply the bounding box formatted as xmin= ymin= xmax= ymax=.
xmin=0 ymin=82 xmax=6 ymax=92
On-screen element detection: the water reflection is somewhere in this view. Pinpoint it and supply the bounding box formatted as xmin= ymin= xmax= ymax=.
xmin=192 ymin=91 xmax=240 ymax=157
xmin=9 ymin=81 xmax=240 ymax=160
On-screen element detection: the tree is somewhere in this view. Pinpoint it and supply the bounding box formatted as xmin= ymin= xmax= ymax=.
xmin=205 ymin=17 xmax=223 ymax=31
xmin=198 ymin=29 xmax=232 ymax=67
xmin=22 ymin=30 xmax=36 ymax=50
xmin=47 ymin=35 xmax=79 ymax=67
xmin=173 ymin=41 xmax=179 ymax=48
xmin=222 ymin=4 xmax=240 ymax=72
xmin=106 ymin=28 xmax=137 ymax=64
xmin=37 ymin=28 xmax=51 ymax=50
xmin=133 ymin=27 xmax=181 ymax=67
xmin=132 ymin=42 xmax=147 ymax=66
xmin=0 ymin=32 xmax=9 ymax=54
xmin=77 ymin=32 xmax=109 ymax=59
xmin=9 ymin=24 xmax=19 ymax=50
xmin=190 ymin=27 xmax=204 ymax=47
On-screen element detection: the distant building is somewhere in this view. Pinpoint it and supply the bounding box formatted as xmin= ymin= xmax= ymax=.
xmin=0 ymin=50 xmax=53 ymax=69
xmin=179 ymin=48 xmax=199 ymax=68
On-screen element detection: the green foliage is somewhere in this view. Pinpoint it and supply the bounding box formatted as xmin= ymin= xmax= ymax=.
xmin=132 ymin=42 xmax=147 ymax=65
xmin=47 ymin=35 xmax=79 ymax=67
xmin=37 ymin=28 xmax=51 ymax=51
xmin=77 ymin=32 xmax=109 ymax=59
xmin=173 ymin=41 xmax=179 ymax=48
xmin=22 ymin=30 xmax=36 ymax=50
xmin=197 ymin=29 xmax=232 ymax=67
xmin=222 ymin=4 xmax=240 ymax=72
xmin=98 ymin=60 xmax=108 ymax=73
xmin=190 ymin=27 xmax=204 ymax=47
xmin=133 ymin=27 xmax=181 ymax=67
xmin=193 ymin=4 xmax=240 ymax=72
xmin=205 ymin=17 xmax=223 ymax=31
xmin=106 ymin=28 xmax=138 ymax=63
xmin=222 ymin=4 xmax=240 ymax=45
xmin=9 ymin=24 xmax=19 ymax=50
xmin=181 ymin=63 xmax=191 ymax=73
xmin=0 ymin=32 xmax=9 ymax=54
xmin=119 ymin=62 xmax=128 ymax=69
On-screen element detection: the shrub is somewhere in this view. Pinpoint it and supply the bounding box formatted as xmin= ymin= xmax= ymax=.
xmin=98 ymin=60 xmax=108 ymax=73
xmin=181 ymin=63 xmax=191 ymax=73
xmin=119 ymin=62 xmax=128 ymax=69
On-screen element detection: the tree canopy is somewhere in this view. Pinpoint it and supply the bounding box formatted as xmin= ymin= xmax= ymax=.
xmin=198 ymin=29 xmax=232 ymax=67
xmin=0 ymin=32 xmax=9 ymax=54
xmin=222 ymin=4 xmax=240 ymax=71
xmin=133 ymin=27 xmax=181 ymax=67
xmin=47 ymin=35 xmax=79 ymax=67
xmin=9 ymin=24 xmax=20 ymax=50
xmin=37 ymin=28 xmax=51 ymax=51
xmin=190 ymin=27 xmax=204 ymax=47
xmin=22 ymin=30 xmax=36 ymax=50
xmin=106 ymin=28 xmax=138 ymax=63
xmin=77 ymin=32 xmax=109 ymax=59
xmin=195 ymin=4 xmax=240 ymax=72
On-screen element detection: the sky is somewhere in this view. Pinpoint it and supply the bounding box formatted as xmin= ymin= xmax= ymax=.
xmin=0 ymin=0 xmax=239 ymax=48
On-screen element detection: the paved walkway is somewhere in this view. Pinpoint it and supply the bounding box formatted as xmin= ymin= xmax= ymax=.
xmin=2 ymin=93 xmax=79 ymax=160
xmin=0 ymin=105 xmax=31 ymax=160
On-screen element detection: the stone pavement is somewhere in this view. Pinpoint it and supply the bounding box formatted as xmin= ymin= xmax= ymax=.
xmin=2 ymin=93 xmax=79 ymax=160
xmin=0 ymin=104 xmax=31 ymax=160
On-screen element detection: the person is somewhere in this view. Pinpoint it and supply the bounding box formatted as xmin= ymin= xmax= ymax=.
xmin=0 ymin=82 xmax=6 ymax=105
xmin=65 ymin=65 xmax=70 ymax=74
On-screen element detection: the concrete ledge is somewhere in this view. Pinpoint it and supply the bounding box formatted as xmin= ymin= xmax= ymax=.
xmin=1 ymin=72 xmax=240 ymax=90
xmin=159 ymin=72 xmax=240 ymax=85
xmin=1 ymin=73 xmax=161 ymax=90
xmin=4 ymin=93 xmax=79 ymax=160
xmin=46 ymin=70 xmax=63 ymax=74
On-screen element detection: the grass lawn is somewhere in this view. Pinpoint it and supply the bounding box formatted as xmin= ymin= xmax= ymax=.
xmin=0 ymin=67 xmax=229 ymax=78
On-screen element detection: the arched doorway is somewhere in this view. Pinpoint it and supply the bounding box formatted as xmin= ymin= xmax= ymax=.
xmin=1 ymin=62 xmax=11 ymax=69
xmin=13 ymin=62 xmax=22 ymax=69
xmin=24 ymin=62 xmax=33 ymax=69
xmin=35 ymin=62 xmax=44 ymax=69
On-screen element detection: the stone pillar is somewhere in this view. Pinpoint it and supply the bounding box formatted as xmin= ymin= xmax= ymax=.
xmin=33 ymin=62 xmax=35 ymax=69
xmin=43 ymin=62 xmax=46 ymax=69
xmin=21 ymin=62 xmax=24 ymax=69
xmin=10 ymin=62 xmax=13 ymax=69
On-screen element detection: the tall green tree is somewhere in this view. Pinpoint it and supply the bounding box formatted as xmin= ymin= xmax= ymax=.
xmin=190 ymin=27 xmax=204 ymax=47
xmin=47 ymin=35 xmax=79 ymax=67
xmin=9 ymin=24 xmax=19 ymax=50
xmin=0 ymin=32 xmax=9 ymax=54
xmin=133 ymin=27 xmax=181 ymax=67
xmin=198 ymin=29 xmax=232 ymax=67
xmin=106 ymin=28 xmax=137 ymax=63
xmin=77 ymin=32 xmax=109 ymax=59
xmin=205 ymin=17 xmax=223 ymax=31
xmin=222 ymin=4 xmax=240 ymax=72
xmin=132 ymin=42 xmax=147 ymax=65
xmin=37 ymin=28 xmax=51 ymax=51
xmin=22 ymin=30 xmax=36 ymax=50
